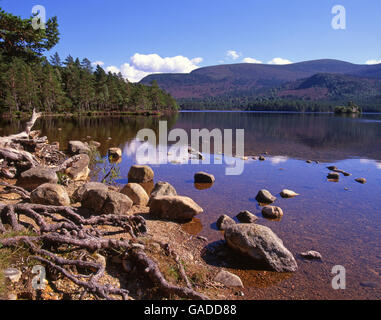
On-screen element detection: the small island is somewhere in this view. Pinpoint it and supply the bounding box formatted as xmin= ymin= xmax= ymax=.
xmin=334 ymin=101 xmax=362 ymax=114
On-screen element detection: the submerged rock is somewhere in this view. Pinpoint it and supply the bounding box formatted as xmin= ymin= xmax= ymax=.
xmin=236 ymin=210 xmax=258 ymax=223
xmin=128 ymin=165 xmax=154 ymax=183
xmin=327 ymin=166 xmax=338 ymax=171
xmin=327 ymin=172 xmax=340 ymax=180
xmin=17 ymin=167 xmax=58 ymax=191
xmin=31 ymin=183 xmax=70 ymax=206
xmin=149 ymin=195 xmax=203 ymax=221
xmin=120 ymin=183 xmax=149 ymax=206
xmin=68 ymin=141 xmax=90 ymax=155
xmin=262 ymin=206 xmax=284 ymax=219
xmin=255 ymin=189 xmax=276 ymax=204
xmin=300 ymin=250 xmax=322 ymax=260
xmin=214 ymin=270 xmax=243 ymax=288
xmin=355 ymin=178 xmax=367 ymax=184
xmin=280 ymin=189 xmax=300 ymax=198
xmin=224 ymin=224 xmax=298 ymax=272
xmin=216 ymin=215 xmax=236 ymax=230
xmin=194 ymin=171 xmax=215 ymax=184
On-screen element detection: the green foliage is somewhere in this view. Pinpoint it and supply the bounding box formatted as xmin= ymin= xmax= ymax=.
xmin=0 ymin=7 xmax=179 ymax=116
xmin=0 ymin=7 xmax=60 ymax=62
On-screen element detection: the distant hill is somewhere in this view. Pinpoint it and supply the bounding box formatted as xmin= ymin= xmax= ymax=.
xmin=140 ymin=59 xmax=381 ymax=111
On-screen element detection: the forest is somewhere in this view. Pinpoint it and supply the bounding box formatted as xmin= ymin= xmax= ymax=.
xmin=0 ymin=7 xmax=179 ymax=117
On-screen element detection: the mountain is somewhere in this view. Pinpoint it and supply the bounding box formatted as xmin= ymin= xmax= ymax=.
xmin=140 ymin=59 xmax=381 ymax=111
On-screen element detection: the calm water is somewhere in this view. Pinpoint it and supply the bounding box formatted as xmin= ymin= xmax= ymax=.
xmin=1 ymin=111 xmax=381 ymax=299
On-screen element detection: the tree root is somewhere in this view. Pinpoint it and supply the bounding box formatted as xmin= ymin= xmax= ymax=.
xmin=129 ymin=248 xmax=209 ymax=300
xmin=0 ymin=203 xmax=208 ymax=300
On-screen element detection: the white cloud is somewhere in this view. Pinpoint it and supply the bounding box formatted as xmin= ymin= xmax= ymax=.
xmin=226 ymin=50 xmax=241 ymax=60
xmin=103 ymin=53 xmax=203 ymax=82
xmin=130 ymin=53 xmax=202 ymax=73
xmin=92 ymin=61 xmax=104 ymax=67
xmin=365 ymin=59 xmax=381 ymax=65
xmin=268 ymin=57 xmax=292 ymax=65
xmin=105 ymin=66 xmax=121 ymax=74
xmin=242 ymin=57 xmax=263 ymax=64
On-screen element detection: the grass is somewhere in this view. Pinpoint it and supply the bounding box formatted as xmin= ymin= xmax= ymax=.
xmin=0 ymin=229 xmax=37 ymax=299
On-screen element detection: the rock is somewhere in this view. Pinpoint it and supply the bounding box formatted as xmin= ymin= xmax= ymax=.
xmin=236 ymin=210 xmax=258 ymax=223
xmin=327 ymin=172 xmax=340 ymax=180
xmin=280 ymin=189 xmax=300 ymax=198
xmin=255 ymin=189 xmax=276 ymax=204
xmin=68 ymin=141 xmax=90 ymax=155
xmin=216 ymin=215 xmax=236 ymax=230
xmin=3 ymin=268 xmax=22 ymax=283
xmin=224 ymin=224 xmax=298 ymax=272
xmin=300 ymin=250 xmax=322 ymax=260
xmin=194 ymin=171 xmax=215 ymax=184
xmin=31 ymin=183 xmax=70 ymax=206
xmin=259 ymin=156 xmax=266 ymax=161
xmin=108 ymin=147 xmax=122 ymax=160
xmin=120 ymin=183 xmax=149 ymax=206
xmin=306 ymin=160 xmax=312 ymax=163
xmin=7 ymin=293 xmax=17 ymax=300
xmin=65 ymin=154 xmax=90 ymax=181
xmin=262 ymin=206 xmax=283 ymax=219
xmin=149 ymin=196 xmax=203 ymax=221
xmin=150 ymin=181 xmax=177 ymax=198
xmin=128 ymin=165 xmax=154 ymax=183
xmin=72 ymin=182 xmax=109 ymax=202
xmin=214 ymin=270 xmax=244 ymax=288
xmin=355 ymin=178 xmax=367 ymax=184
xmin=81 ymin=188 xmax=133 ymax=215
xmin=148 ymin=181 xmax=177 ymax=206
xmin=327 ymin=166 xmax=337 ymax=171
xmin=17 ymin=167 xmax=58 ymax=191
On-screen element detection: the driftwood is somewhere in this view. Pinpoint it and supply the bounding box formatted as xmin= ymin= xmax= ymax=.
xmin=0 ymin=109 xmax=43 ymax=175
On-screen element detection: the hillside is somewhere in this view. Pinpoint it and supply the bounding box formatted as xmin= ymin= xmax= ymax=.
xmin=140 ymin=59 xmax=381 ymax=111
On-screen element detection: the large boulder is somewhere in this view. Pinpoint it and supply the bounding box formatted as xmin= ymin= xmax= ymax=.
xmin=17 ymin=167 xmax=58 ymax=191
xmin=224 ymin=224 xmax=298 ymax=272
xmin=120 ymin=183 xmax=149 ymax=206
xmin=216 ymin=214 xmax=236 ymax=230
xmin=81 ymin=188 xmax=133 ymax=215
xmin=68 ymin=141 xmax=90 ymax=155
xmin=30 ymin=183 xmax=70 ymax=206
xmin=194 ymin=172 xmax=215 ymax=184
xmin=255 ymin=189 xmax=276 ymax=204
xmin=128 ymin=165 xmax=154 ymax=183
xmin=149 ymin=196 xmax=203 ymax=221
xmin=65 ymin=154 xmax=90 ymax=181
xmin=72 ymin=182 xmax=109 ymax=203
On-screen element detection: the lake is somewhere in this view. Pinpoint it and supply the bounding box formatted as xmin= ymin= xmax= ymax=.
xmin=1 ymin=111 xmax=380 ymax=299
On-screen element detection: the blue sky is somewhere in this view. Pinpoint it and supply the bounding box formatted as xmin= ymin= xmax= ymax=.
xmin=2 ymin=0 xmax=381 ymax=82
